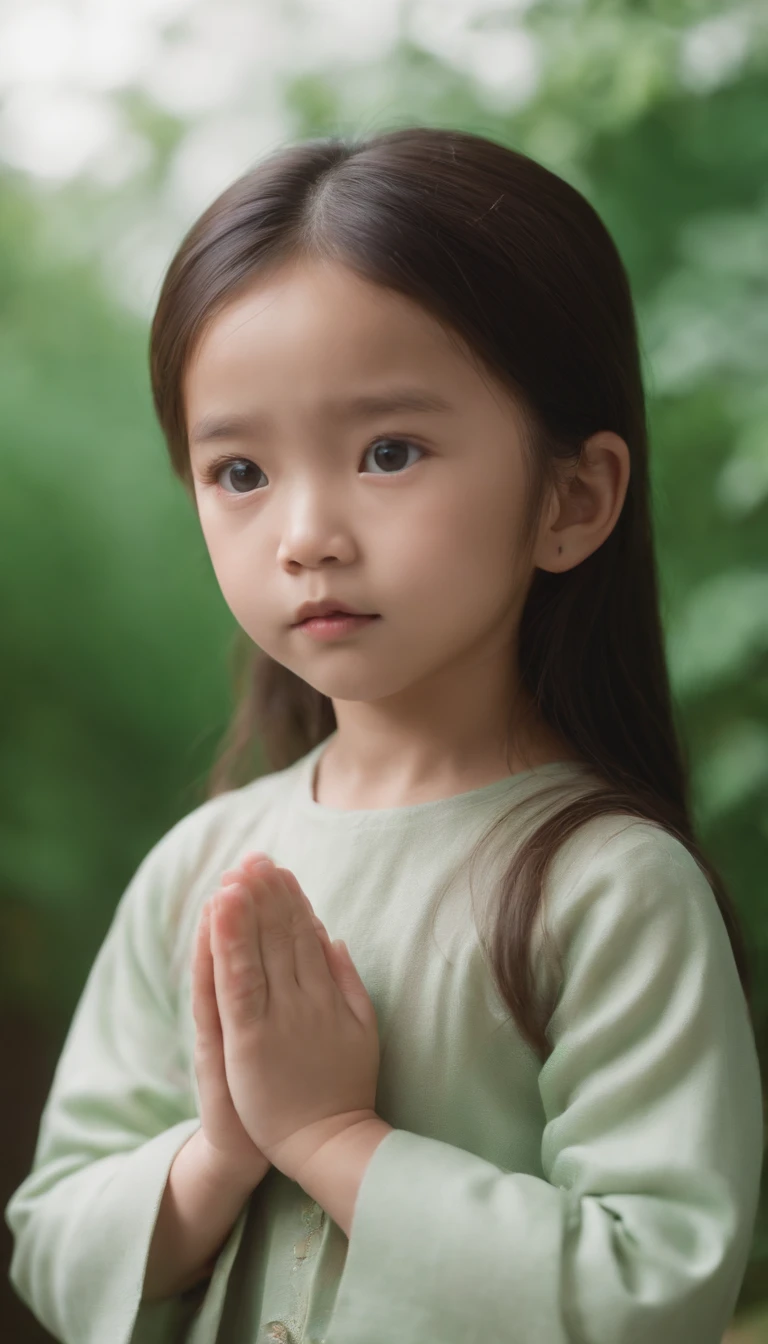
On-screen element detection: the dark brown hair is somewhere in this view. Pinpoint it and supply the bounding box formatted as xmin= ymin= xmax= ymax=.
xmin=149 ymin=125 xmax=752 ymax=1062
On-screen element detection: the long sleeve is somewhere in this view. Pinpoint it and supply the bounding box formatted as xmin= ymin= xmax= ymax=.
xmin=4 ymin=798 xmax=233 ymax=1344
xmin=325 ymin=825 xmax=765 ymax=1344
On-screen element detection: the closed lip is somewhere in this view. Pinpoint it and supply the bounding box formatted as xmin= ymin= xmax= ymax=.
xmin=293 ymin=599 xmax=378 ymax=624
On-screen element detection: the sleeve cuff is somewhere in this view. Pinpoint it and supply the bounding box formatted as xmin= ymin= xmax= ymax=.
xmin=327 ymin=1127 xmax=569 ymax=1344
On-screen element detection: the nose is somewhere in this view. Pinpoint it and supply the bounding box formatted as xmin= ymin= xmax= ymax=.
xmin=275 ymin=485 xmax=356 ymax=570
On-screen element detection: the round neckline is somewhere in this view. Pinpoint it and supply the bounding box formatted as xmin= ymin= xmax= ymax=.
xmin=291 ymin=732 xmax=591 ymax=827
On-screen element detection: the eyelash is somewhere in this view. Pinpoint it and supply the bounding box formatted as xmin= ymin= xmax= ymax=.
xmin=198 ymin=437 xmax=428 ymax=497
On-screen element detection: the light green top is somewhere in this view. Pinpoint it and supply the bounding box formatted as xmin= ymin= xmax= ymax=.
xmin=6 ymin=732 xmax=764 ymax=1344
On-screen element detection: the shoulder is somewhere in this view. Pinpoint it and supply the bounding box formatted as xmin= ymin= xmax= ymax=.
xmin=152 ymin=768 xmax=290 ymax=872
xmin=538 ymin=810 xmax=723 ymax=964
xmin=549 ymin=810 xmax=705 ymax=890
xmin=116 ymin=760 xmax=302 ymax=968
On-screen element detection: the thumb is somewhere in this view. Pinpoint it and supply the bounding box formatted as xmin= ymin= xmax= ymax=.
xmin=313 ymin=922 xmax=371 ymax=1019
xmin=312 ymin=919 xmax=349 ymax=984
xmin=331 ymin=939 xmax=376 ymax=1029
xmin=333 ymin=938 xmax=352 ymax=969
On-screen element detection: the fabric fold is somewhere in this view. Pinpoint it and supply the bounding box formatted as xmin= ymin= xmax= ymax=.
xmin=322 ymin=836 xmax=764 ymax=1344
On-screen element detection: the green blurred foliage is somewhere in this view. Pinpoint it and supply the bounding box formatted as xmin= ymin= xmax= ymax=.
xmin=1 ymin=0 xmax=766 ymax=1318
xmin=0 ymin=185 xmax=236 ymax=1018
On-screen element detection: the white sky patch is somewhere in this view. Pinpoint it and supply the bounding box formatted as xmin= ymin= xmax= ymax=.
xmin=0 ymin=0 xmax=181 ymax=93
xmin=405 ymin=0 xmax=540 ymax=108
xmin=88 ymin=132 xmax=155 ymax=189
xmin=275 ymin=0 xmax=401 ymax=69
xmin=166 ymin=110 xmax=293 ymax=220
xmin=138 ymin=0 xmax=401 ymax=116
xmin=0 ymin=86 xmax=121 ymax=180
xmin=0 ymin=0 xmax=188 ymax=180
xmin=0 ymin=3 xmax=79 ymax=86
xmin=139 ymin=5 xmax=286 ymax=115
xmin=0 ymin=0 xmax=403 ymax=183
xmin=678 ymin=13 xmax=750 ymax=93
xmin=461 ymin=28 xmax=540 ymax=109
xmin=103 ymin=215 xmax=191 ymax=318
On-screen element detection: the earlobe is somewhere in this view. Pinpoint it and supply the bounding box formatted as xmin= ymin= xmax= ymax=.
xmin=532 ymin=487 xmax=567 ymax=573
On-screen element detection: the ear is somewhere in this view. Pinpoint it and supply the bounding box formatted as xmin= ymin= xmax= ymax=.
xmin=533 ymin=431 xmax=630 ymax=573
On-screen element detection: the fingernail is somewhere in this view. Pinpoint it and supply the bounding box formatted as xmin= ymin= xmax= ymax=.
xmin=246 ymin=852 xmax=273 ymax=868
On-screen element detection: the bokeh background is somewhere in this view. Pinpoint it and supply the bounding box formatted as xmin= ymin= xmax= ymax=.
xmin=1 ymin=1 xmax=767 ymax=1339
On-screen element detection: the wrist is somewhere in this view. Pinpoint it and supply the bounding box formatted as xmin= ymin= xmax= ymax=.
xmin=284 ymin=1109 xmax=380 ymax=1186
xmin=195 ymin=1129 xmax=270 ymax=1194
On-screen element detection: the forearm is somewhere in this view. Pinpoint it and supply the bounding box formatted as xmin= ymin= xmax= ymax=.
xmin=142 ymin=1127 xmax=268 ymax=1302
xmin=296 ymin=1116 xmax=394 ymax=1239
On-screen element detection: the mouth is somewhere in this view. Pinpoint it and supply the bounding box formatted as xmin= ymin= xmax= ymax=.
xmin=293 ymin=612 xmax=381 ymax=631
xmin=293 ymin=611 xmax=379 ymax=626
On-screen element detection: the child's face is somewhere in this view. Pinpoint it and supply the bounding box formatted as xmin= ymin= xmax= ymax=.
xmin=184 ymin=257 xmax=548 ymax=710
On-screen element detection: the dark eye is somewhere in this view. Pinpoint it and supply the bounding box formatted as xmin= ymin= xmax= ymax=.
xmin=361 ymin=438 xmax=424 ymax=474
xmin=203 ymin=457 xmax=265 ymax=495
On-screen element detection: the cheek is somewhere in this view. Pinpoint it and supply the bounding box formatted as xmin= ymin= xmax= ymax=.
xmin=417 ymin=483 xmax=516 ymax=585
xmin=441 ymin=501 xmax=527 ymax=644
xmin=197 ymin=511 xmax=230 ymax=580
xmin=196 ymin=509 xmax=259 ymax=611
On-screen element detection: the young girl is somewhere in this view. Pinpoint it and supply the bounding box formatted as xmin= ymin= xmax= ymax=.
xmin=6 ymin=125 xmax=764 ymax=1344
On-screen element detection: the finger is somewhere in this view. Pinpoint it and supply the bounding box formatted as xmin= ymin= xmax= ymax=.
xmin=192 ymin=904 xmax=222 ymax=1040
xmin=219 ymin=872 xmax=242 ymax=887
xmin=313 ymin=918 xmax=333 ymax=951
xmin=191 ymin=905 xmax=233 ymax=1090
xmin=272 ymin=868 xmax=335 ymax=997
xmin=276 ymin=869 xmax=338 ymax=977
xmin=281 ymin=871 xmax=320 ymax=924
xmin=220 ymin=852 xmax=274 ymax=887
xmin=242 ymin=851 xmax=275 ymax=872
xmin=210 ymin=883 xmax=267 ymax=1029
xmin=242 ymin=869 xmax=300 ymax=1005
xmin=236 ymin=862 xmax=333 ymax=967
xmin=276 ymin=867 xmax=318 ymax=920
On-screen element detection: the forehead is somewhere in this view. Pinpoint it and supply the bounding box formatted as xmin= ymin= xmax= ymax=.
xmin=185 ymin=259 xmax=469 ymax=395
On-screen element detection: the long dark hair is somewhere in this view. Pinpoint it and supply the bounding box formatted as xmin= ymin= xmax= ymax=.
xmin=149 ymin=125 xmax=753 ymax=1061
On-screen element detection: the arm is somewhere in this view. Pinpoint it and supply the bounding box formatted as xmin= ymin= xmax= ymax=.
xmin=143 ymin=1126 xmax=269 ymax=1302
xmin=297 ymin=827 xmax=764 ymax=1344
xmin=4 ymin=799 xmax=241 ymax=1344
xmin=296 ymin=1115 xmax=394 ymax=1240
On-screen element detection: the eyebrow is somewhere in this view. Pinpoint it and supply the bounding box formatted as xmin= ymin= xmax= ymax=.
xmin=189 ymin=388 xmax=455 ymax=449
